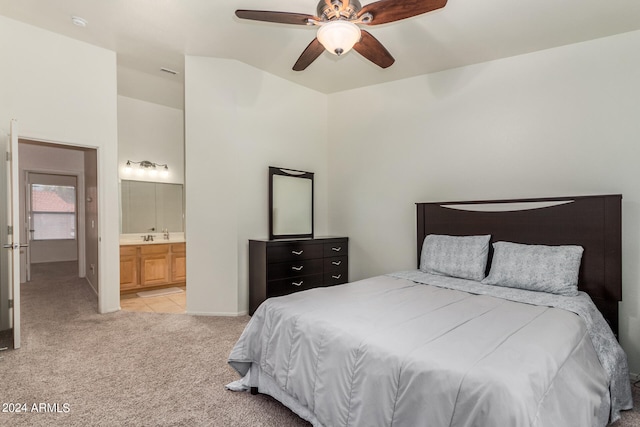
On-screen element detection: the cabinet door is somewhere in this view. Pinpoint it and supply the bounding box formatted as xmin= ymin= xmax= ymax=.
xmin=120 ymin=255 xmax=139 ymax=290
xmin=171 ymin=253 xmax=186 ymax=282
xmin=170 ymin=243 xmax=186 ymax=283
xmin=140 ymin=254 xmax=170 ymax=286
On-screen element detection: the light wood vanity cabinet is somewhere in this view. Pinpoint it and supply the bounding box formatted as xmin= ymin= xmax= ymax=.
xmin=170 ymin=243 xmax=186 ymax=283
xmin=120 ymin=242 xmax=186 ymax=293
xmin=119 ymin=246 xmax=139 ymax=291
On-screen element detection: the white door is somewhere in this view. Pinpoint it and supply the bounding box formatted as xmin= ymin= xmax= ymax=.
xmin=3 ymin=119 xmax=21 ymax=348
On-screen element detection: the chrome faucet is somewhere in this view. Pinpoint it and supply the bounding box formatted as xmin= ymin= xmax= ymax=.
xmin=163 ymin=228 xmax=170 ymax=240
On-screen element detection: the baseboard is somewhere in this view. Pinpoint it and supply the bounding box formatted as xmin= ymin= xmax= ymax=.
xmin=187 ymin=310 xmax=248 ymax=317
xmin=84 ymin=277 xmax=98 ymax=296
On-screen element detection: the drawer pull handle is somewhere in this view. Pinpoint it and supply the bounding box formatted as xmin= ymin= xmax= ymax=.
xmin=292 ymin=281 xmax=303 ymax=287
xmin=292 ymin=250 xmax=304 ymax=255
xmin=332 ymin=274 xmax=342 ymax=280
xmin=332 ymin=261 xmax=342 ymax=266
xmin=292 ymin=266 xmax=303 ymax=271
xmin=332 ymin=247 xmax=342 ymax=252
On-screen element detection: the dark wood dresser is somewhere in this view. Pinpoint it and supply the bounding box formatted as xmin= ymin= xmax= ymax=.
xmin=248 ymin=237 xmax=349 ymax=315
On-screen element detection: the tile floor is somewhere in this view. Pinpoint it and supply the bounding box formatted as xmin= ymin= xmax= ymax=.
xmin=120 ymin=286 xmax=186 ymax=313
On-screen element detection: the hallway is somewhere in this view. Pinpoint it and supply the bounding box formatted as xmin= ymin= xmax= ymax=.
xmin=22 ymin=261 xmax=98 ymax=325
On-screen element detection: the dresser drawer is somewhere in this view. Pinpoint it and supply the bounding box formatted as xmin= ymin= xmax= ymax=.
xmin=323 ymin=241 xmax=347 ymax=257
xmin=324 ymin=256 xmax=347 ymax=272
xmin=267 ymin=243 xmax=323 ymax=263
xmin=268 ymin=258 xmax=323 ymax=280
xmin=267 ymin=274 xmax=323 ymax=297
xmin=324 ymin=271 xmax=348 ymax=286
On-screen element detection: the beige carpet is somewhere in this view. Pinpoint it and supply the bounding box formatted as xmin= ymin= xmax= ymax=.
xmin=0 ymin=262 xmax=308 ymax=427
xmin=0 ymin=261 xmax=638 ymax=426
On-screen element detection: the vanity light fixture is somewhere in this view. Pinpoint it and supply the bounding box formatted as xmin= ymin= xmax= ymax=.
xmin=124 ymin=160 xmax=169 ymax=178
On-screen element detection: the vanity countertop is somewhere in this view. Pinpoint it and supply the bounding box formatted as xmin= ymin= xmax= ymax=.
xmin=120 ymin=239 xmax=186 ymax=246
xmin=120 ymin=233 xmax=185 ymax=246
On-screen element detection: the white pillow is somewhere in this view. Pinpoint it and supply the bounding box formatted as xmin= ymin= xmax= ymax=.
xmin=420 ymin=234 xmax=491 ymax=281
xmin=482 ymin=241 xmax=583 ymax=296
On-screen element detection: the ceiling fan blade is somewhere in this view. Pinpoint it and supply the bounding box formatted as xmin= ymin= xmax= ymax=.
xmin=358 ymin=0 xmax=447 ymax=25
xmin=293 ymin=38 xmax=326 ymax=71
xmin=235 ymin=10 xmax=317 ymax=26
xmin=353 ymin=30 xmax=395 ymax=68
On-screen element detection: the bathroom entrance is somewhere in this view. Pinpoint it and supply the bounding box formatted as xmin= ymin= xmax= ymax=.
xmin=118 ymin=180 xmax=186 ymax=314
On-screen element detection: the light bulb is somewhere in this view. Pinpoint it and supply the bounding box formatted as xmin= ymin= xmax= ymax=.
xmin=317 ymin=20 xmax=361 ymax=56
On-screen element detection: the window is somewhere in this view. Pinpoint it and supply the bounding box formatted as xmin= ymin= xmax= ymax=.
xmin=31 ymin=184 xmax=76 ymax=240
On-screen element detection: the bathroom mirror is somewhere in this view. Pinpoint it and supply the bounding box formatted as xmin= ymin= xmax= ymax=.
xmin=269 ymin=167 xmax=314 ymax=240
xmin=120 ymin=180 xmax=184 ymax=233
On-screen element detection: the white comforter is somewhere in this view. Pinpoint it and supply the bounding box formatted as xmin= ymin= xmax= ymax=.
xmin=228 ymin=273 xmax=631 ymax=427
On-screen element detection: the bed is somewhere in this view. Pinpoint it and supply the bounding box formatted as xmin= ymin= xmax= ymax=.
xmin=228 ymin=195 xmax=632 ymax=426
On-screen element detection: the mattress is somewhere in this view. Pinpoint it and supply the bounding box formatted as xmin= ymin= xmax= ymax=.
xmin=228 ymin=272 xmax=632 ymax=426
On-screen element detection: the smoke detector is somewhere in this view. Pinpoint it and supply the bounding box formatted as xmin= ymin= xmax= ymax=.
xmin=71 ymin=16 xmax=88 ymax=27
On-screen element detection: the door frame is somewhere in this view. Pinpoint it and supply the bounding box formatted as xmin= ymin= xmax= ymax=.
xmin=11 ymin=132 xmax=100 ymax=309
xmin=24 ymin=169 xmax=86 ymax=279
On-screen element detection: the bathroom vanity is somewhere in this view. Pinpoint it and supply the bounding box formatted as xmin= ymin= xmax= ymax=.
xmin=119 ymin=240 xmax=186 ymax=293
xmin=119 ymin=179 xmax=186 ymax=293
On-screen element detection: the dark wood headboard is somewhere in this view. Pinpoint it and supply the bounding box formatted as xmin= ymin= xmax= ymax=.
xmin=416 ymin=195 xmax=622 ymax=336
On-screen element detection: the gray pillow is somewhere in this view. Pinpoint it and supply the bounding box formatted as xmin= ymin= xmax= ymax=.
xmin=481 ymin=241 xmax=583 ymax=296
xmin=420 ymin=234 xmax=491 ymax=281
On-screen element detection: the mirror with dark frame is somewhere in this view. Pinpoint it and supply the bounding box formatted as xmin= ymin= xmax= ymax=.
xmin=269 ymin=167 xmax=314 ymax=240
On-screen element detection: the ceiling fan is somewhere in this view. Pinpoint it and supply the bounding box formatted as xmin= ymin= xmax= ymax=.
xmin=235 ymin=0 xmax=448 ymax=71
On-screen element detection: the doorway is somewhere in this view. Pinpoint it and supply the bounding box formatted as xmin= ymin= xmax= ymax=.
xmin=19 ymin=139 xmax=99 ymax=291
xmin=0 ymin=137 xmax=99 ymax=350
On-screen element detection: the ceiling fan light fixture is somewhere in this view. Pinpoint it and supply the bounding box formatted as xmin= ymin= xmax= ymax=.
xmin=317 ymin=20 xmax=361 ymax=56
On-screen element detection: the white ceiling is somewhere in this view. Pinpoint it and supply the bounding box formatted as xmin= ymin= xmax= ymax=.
xmin=2 ymin=0 xmax=640 ymax=110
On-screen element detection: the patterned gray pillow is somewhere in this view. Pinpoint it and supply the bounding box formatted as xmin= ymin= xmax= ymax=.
xmin=481 ymin=241 xmax=583 ymax=296
xmin=420 ymin=234 xmax=491 ymax=281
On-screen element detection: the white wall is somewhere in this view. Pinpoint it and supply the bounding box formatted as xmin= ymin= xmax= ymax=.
xmin=118 ymin=95 xmax=184 ymax=185
xmin=118 ymin=65 xmax=184 ymax=110
xmin=184 ymin=57 xmax=328 ymax=315
xmin=327 ymin=30 xmax=640 ymax=372
xmin=0 ymin=16 xmax=120 ymax=314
